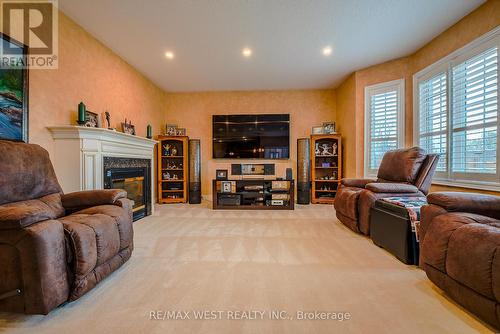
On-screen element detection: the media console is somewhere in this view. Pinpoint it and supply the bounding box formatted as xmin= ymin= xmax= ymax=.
xmin=212 ymin=179 xmax=294 ymax=210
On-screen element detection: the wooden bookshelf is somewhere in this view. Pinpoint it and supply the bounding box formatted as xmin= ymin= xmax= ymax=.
xmin=310 ymin=134 xmax=342 ymax=204
xmin=157 ymin=136 xmax=188 ymax=203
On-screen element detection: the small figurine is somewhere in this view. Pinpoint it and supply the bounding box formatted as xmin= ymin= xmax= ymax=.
xmin=319 ymin=143 xmax=333 ymax=156
xmin=332 ymin=143 xmax=338 ymax=156
xmin=171 ymin=146 xmax=178 ymax=156
xmin=105 ymin=111 xmax=111 ymax=129
xmin=163 ymin=144 xmax=171 ymax=156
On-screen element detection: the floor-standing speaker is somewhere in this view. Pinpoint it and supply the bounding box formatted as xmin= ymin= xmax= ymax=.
xmin=189 ymin=139 xmax=201 ymax=204
xmin=297 ymin=138 xmax=310 ymax=204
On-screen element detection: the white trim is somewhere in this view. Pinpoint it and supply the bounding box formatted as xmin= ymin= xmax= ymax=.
xmin=413 ymin=27 xmax=500 ymax=190
xmin=364 ymin=78 xmax=405 ymax=178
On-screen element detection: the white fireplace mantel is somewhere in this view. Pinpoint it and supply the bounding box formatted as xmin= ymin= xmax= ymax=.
xmin=48 ymin=126 xmax=157 ymax=202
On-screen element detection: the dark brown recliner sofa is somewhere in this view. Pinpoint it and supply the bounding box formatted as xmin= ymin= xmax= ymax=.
xmin=0 ymin=140 xmax=134 ymax=314
xmin=334 ymin=147 xmax=439 ymax=235
xmin=420 ymin=192 xmax=500 ymax=329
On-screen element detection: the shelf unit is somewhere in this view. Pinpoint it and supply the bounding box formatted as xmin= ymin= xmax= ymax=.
xmin=157 ymin=136 xmax=189 ymax=203
xmin=310 ymin=134 xmax=342 ymax=204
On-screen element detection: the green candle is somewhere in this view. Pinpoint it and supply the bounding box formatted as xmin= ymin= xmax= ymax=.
xmin=78 ymin=102 xmax=86 ymax=123
xmin=147 ymin=124 xmax=152 ymax=139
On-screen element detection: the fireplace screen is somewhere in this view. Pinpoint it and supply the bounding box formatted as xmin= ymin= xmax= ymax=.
xmin=103 ymin=157 xmax=152 ymax=221
xmin=112 ymin=176 xmax=145 ymax=214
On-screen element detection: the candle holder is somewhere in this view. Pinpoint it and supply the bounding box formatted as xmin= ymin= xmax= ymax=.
xmin=77 ymin=102 xmax=86 ymax=126
xmin=147 ymin=124 xmax=152 ymax=139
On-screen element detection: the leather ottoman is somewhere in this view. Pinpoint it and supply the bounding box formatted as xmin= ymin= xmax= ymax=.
xmin=370 ymin=197 xmax=426 ymax=265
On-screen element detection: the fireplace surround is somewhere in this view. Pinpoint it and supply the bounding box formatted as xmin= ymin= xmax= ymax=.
xmin=48 ymin=126 xmax=157 ymax=218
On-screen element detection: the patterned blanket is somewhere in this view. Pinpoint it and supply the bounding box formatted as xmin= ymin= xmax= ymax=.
xmin=379 ymin=197 xmax=427 ymax=242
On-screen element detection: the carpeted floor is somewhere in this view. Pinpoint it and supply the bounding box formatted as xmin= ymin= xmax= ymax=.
xmin=0 ymin=203 xmax=493 ymax=333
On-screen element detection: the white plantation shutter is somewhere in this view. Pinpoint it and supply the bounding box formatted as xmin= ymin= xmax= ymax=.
xmin=451 ymin=47 xmax=498 ymax=177
xmin=418 ymin=72 xmax=448 ymax=173
xmin=414 ymin=28 xmax=500 ymax=190
xmin=369 ymin=91 xmax=398 ymax=168
xmin=365 ymin=79 xmax=405 ymax=176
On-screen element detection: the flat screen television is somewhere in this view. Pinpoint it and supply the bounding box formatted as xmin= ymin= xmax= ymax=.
xmin=213 ymin=114 xmax=290 ymax=159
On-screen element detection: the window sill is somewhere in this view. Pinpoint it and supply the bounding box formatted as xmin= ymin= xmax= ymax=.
xmin=432 ymin=179 xmax=500 ymax=193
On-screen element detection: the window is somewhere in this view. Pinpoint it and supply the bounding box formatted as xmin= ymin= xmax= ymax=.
xmin=364 ymin=79 xmax=405 ymax=177
xmin=414 ymin=27 xmax=500 ymax=190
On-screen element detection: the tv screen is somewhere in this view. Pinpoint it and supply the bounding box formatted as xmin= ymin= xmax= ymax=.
xmin=213 ymin=114 xmax=290 ymax=159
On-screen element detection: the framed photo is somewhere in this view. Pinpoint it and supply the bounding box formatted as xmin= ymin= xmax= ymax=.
xmin=0 ymin=33 xmax=29 ymax=142
xmin=221 ymin=181 xmax=232 ymax=193
xmin=216 ymin=169 xmax=228 ymax=180
xmin=84 ymin=111 xmax=99 ymax=128
xmin=122 ymin=122 xmax=136 ymax=135
xmin=166 ymin=124 xmax=178 ymax=136
xmin=312 ymin=126 xmax=324 ymax=135
xmin=176 ymin=128 xmax=186 ymax=136
xmin=323 ymin=121 xmax=336 ymax=134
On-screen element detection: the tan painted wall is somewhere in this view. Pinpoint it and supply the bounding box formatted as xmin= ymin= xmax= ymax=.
xmin=164 ymin=90 xmax=336 ymax=197
xmin=335 ymin=74 xmax=357 ymax=177
xmin=2 ymin=11 xmax=166 ymax=159
xmin=335 ymin=0 xmax=500 ymax=194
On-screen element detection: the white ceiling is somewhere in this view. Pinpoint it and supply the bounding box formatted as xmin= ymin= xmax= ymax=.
xmin=59 ymin=0 xmax=485 ymax=92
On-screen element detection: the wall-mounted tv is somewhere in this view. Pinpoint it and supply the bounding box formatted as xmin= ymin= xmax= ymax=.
xmin=213 ymin=114 xmax=290 ymax=159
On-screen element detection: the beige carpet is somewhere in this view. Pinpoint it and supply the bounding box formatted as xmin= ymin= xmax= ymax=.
xmin=0 ymin=203 xmax=493 ymax=333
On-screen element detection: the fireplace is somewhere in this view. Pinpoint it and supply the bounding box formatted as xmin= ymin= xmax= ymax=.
xmin=103 ymin=157 xmax=152 ymax=221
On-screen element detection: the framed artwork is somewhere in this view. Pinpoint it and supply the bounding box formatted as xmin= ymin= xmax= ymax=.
xmin=176 ymin=128 xmax=186 ymax=136
xmin=166 ymin=124 xmax=178 ymax=136
xmin=122 ymin=120 xmax=136 ymax=135
xmin=323 ymin=122 xmax=336 ymax=134
xmin=216 ymin=169 xmax=228 ymax=180
xmin=311 ymin=126 xmax=324 ymax=135
xmin=0 ymin=33 xmax=29 ymax=142
xmin=84 ymin=111 xmax=99 ymax=128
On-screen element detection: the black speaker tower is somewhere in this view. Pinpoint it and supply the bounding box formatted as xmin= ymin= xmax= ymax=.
xmin=189 ymin=139 xmax=201 ymax=204
xmin=297 ymin=138 xmax=310 ymax=204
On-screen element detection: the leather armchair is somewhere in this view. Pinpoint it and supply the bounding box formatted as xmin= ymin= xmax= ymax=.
xmin=420 ymin=192 xmax=500 ymax=329
xmin=0 ymin=140 xmax=134 ymax=314
xmin=334 ymin=147 xmax=439 ymax=235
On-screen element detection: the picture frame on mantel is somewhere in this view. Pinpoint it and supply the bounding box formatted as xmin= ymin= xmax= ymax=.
xmin=84 ymin=111 xmax=99 ymax=128
xmin=0 ymin=32 xmax=29 ymax=142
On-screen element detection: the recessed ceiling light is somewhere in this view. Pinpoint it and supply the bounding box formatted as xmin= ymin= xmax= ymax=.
xmin=323 ymin=46 xmax=332 ymax=56
xmin=165 ymin=51 xmax=174 ymax=59
xmin=242 ymin=47 xmax=252 ymax=57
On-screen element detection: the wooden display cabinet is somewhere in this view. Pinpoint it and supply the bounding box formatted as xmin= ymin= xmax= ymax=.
xmin=157 ymin=136 xmax=188 ymax=203
xmin=310 ymin=134 xmax=342 ymax=204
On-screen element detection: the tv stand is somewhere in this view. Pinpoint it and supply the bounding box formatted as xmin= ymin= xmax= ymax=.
xmin=212 ymin=179 xmax=294 ymax=210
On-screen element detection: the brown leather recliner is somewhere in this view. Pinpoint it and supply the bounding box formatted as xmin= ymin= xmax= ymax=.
xmin=0 ymin=140 xmax=134 ymax=314
xmin=334 ymin=147 xmax=439 ymax=235
xmin=420 ymin=192 xmax=500 ymax=330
